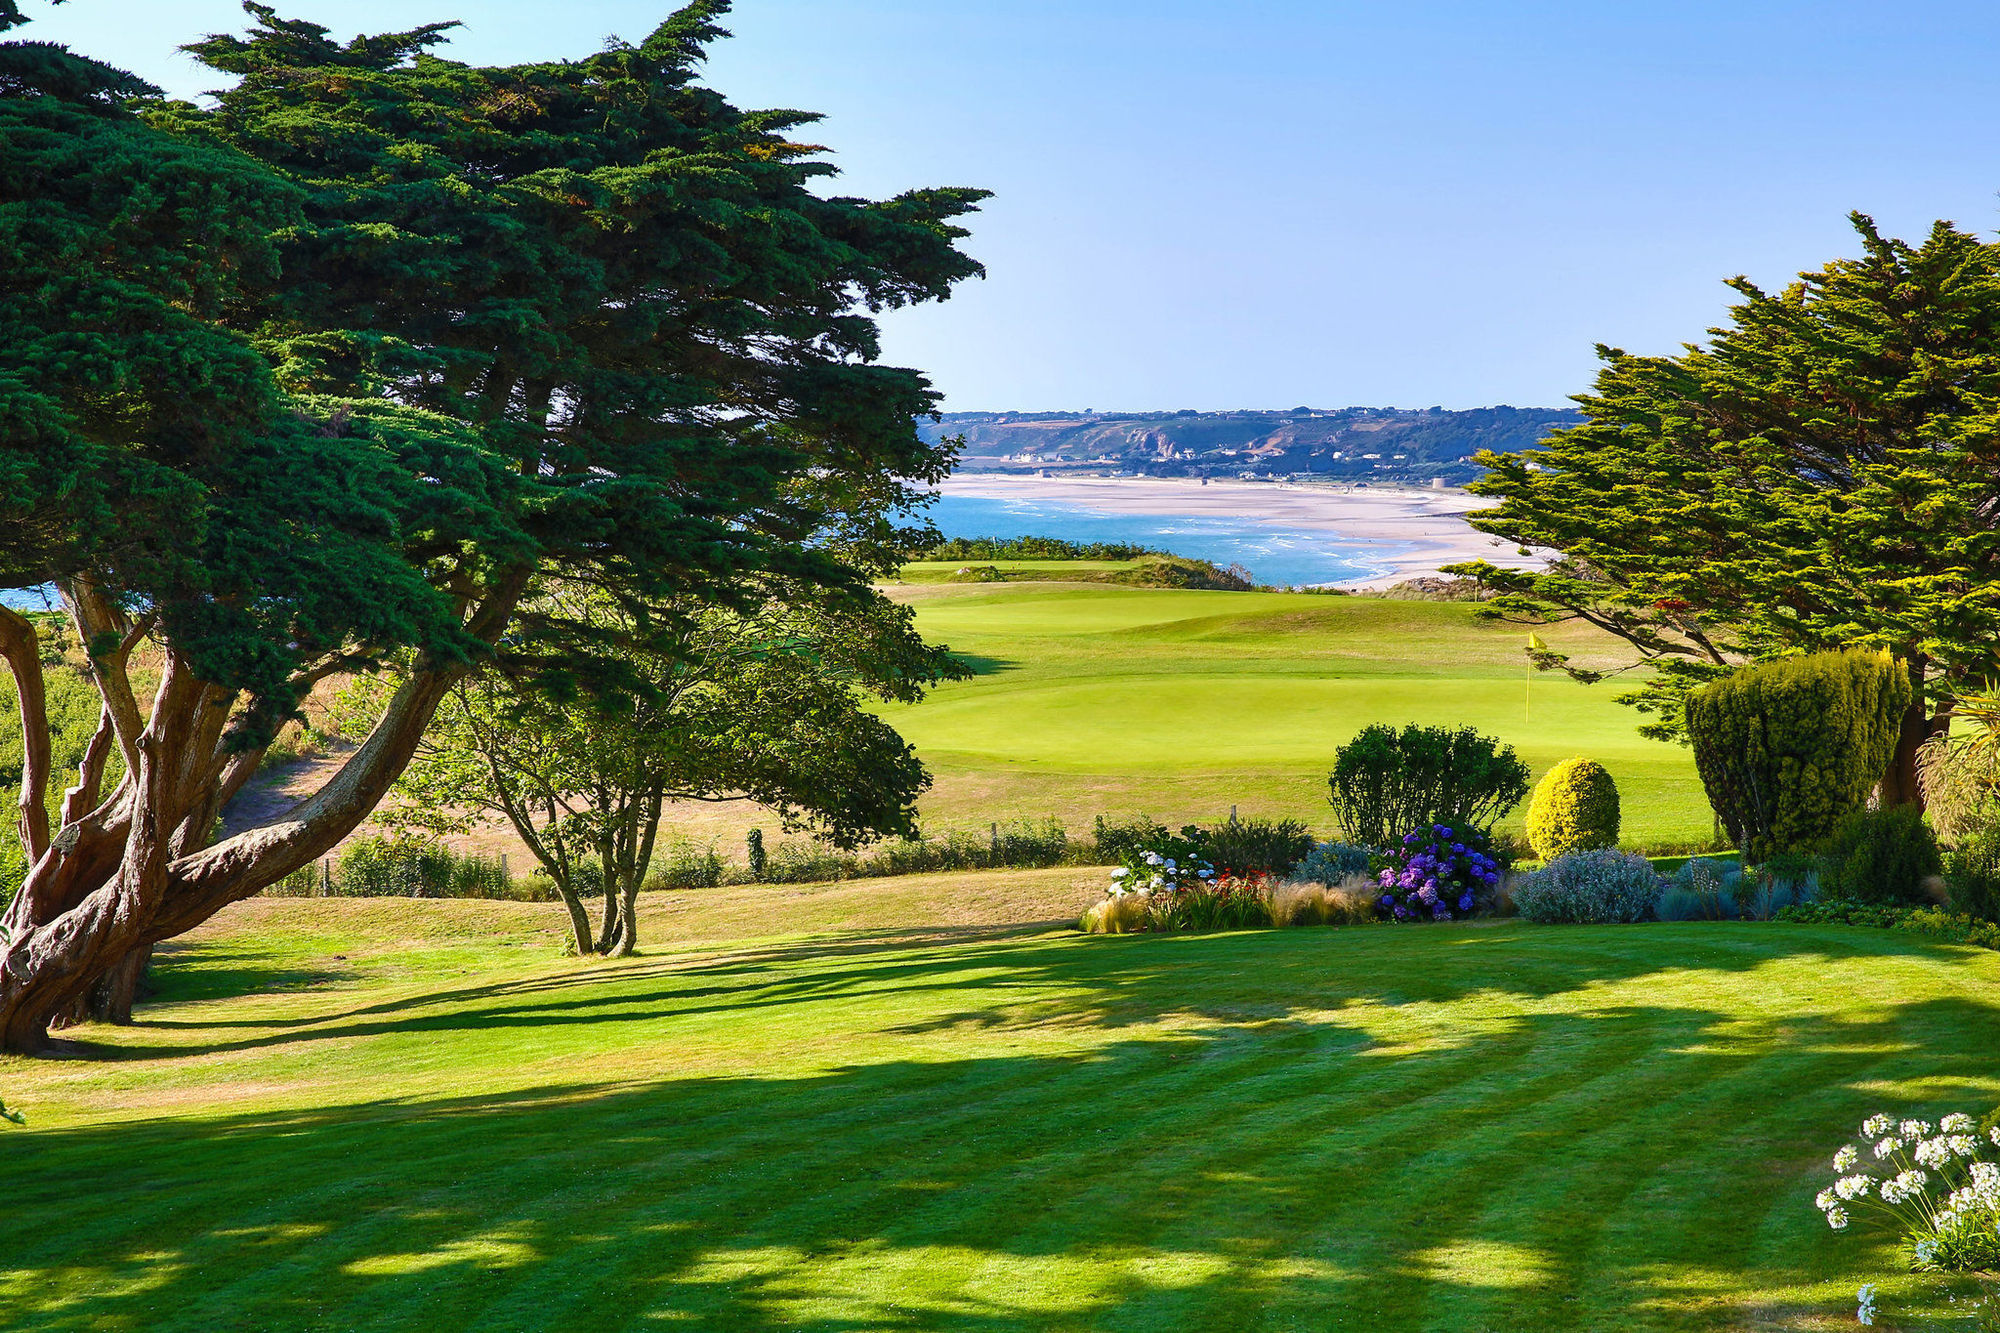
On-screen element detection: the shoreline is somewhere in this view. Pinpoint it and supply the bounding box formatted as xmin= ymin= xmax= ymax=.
xmin=931 ymin=473 xmax=1542 ymax=589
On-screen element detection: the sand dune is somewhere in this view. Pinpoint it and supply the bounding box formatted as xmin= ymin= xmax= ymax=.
xmin=934 ymin=474 xmax=1544 ymax=589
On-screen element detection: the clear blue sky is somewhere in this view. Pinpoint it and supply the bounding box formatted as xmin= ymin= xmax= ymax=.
xmin=20 ymin=1 xmax=2000 ymax=411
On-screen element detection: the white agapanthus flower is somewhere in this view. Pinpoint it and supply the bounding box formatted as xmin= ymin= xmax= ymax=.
xmin=1915 ymin=1137 xmax=1951 ymax=1169
xmin=1941 ymin=1112 xmax=1975 ymax=1134
xmin=1991 ymin=1126 xmax=2000 ymax=1148
xmin=1947 ymin=1134 xmax=1978 ymax=1159
xmin=1834 ymin=1174 xmax=1873 ymax=1201
xmin=1880 ymin=1169 xmax=1930 ymax=1205
xmin=1826 ymin=1205 xmax=1850 ymax=1230
xmin=1816 ymin=1187 xmax=1838 ymax=1210
xmin=1874 ymin=1137 xmax=1902 ymax=1159
xmin=1832 ymin=1145 xmax=1859 ymax=1172
xmin=1863 ymin=1114 xmax=1894 ymax=1138
xmin=1901 ymin=1119 xmax=1933 ymax=1140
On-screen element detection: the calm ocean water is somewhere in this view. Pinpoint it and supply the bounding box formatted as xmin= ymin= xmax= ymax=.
xmin=922 ymin=492 xmax=1404 ymax=587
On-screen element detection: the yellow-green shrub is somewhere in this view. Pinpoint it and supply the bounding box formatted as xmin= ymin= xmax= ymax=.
xmin=1525 ymin=758 xmax=1620 ymax=860
xmin=1685 ymin=651 xmax=1910 ymax=861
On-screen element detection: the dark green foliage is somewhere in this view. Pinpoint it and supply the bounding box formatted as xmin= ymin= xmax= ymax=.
xmin=265 ymin=838 xmax=521 ymax=899
xmin=745 ymin=829 xmax=768 ymax=882
xmin=1821 ymin=807 xmax=1943 ymax=906
xmin=1451 ymin=217 xmax=2000 ymax=796
xmin=645 ymin=841 xmax=727 ymax=892
xmin=1946 ymin=828 xmax=2000 ymax=922
xmin=921 ymin=537 xmax=1162 ymax=562
xmin=1685 ymin=652 xmax=1911 ymax=860
xmin=1091 ymin=815 xmax=1170 ymax=862
xmin=1184 ymin=815 xmax=1314 ymax=877
xmin=1327 ymin=723 xmax=1530 ymax=847
xmin=759 ymin=820 xmax=1072 ymax=884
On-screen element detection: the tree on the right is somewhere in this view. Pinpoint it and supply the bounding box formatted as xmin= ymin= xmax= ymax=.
xmin=1450 ymin=214 xmax=2000 ymax=806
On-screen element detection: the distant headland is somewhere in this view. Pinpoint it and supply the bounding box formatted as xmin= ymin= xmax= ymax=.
xmin=917 ymin=405 xmax=1580 ymax=487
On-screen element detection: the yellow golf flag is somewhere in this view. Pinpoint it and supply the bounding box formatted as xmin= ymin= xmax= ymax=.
xmin=1524 ymin=633 xmax=1545 ymax=721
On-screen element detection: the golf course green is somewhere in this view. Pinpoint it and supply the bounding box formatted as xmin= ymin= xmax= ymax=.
xmin=883 ymin=580 xmax=1713 ymax=848
xmin=5 ymin=872 xmax=1995 ymax=1330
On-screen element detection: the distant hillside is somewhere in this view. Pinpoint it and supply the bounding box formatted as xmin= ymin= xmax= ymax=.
xmin=917 ymin=405 xmax=1582 ymax=485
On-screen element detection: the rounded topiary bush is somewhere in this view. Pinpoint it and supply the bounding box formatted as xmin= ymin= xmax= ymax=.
xmin=1512 ymin=848 xmax=1662 ymax=924
xmin=1525 ymin=757 xmax=1621 ymax=860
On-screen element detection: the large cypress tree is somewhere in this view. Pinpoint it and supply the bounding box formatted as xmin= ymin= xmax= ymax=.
xmin=1451 ymin=215 xmax=2000 ymax=805
xmin=0 ymin=3 xmax=984 ymax=1052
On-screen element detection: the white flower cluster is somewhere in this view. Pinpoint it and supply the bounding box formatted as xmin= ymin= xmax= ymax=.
xmin=1813 ymin=1108 xmax=2000 ymax=1252
xmin=1880 ymin=1169 xmax=1929 ymax=1205
xmin=1106 ymin=847 xmax=1216 ymax=899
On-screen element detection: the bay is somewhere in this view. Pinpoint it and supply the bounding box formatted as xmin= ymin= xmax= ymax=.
xmin=920 ymin=492 xmax=1404 ymax=587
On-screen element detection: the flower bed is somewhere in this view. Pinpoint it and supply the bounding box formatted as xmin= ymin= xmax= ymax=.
xmin=1373 ymin=824 xmax=1500 ymax=921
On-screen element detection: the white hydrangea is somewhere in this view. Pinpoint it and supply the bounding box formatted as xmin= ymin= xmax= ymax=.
xmin=1874 ymin=1137 xmax=1902 ymax=1159
xmin=1833 ymin=1145 xmax=1858 ymax=1171
xmin=1863 ymin=1114 xmax=1894 ymax=1138
xmin=1941 ymin=1112 xmax=1975 ymax=1134
xmin=1835 ymin=1174 xmax=1873 ymax=1201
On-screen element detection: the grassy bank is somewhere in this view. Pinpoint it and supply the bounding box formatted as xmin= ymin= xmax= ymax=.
xmin=4 ymin=873 xmax=1997 ymax=1330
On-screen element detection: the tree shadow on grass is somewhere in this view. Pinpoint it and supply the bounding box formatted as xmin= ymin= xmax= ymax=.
xmin=7 ymin=990 xmax=1999 ymax=1332
xmin=95 ymin=922 xmax=1981 ymax=1067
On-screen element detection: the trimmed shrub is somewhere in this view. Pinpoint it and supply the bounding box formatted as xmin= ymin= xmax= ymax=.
xmin=1189 ymin=815 xmax=1313 ymax=877
xmin=745 ymin=828 xmax=767 ymax=880
xmin=1525 ymin=757 xmax=1620 ymax=860
xmin=1946 ymin=827 xmax=2000 ymax=923
xmin=1289 ymin=841 xmax=1373 ymax=885
xmin=1685 ymin=651 xmax=1910 ymax=860
xmin=1821 ymin=806 xmax=1943 ymax=906
xmin=1327 ymin=723 xmax=1530 ymax=848
xmin=1512 ymin=849 xmax=1662 ymax=924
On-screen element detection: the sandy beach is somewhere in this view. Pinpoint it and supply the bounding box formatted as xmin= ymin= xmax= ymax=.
xmin=935 ymin=473 xmax=1543 ymax=589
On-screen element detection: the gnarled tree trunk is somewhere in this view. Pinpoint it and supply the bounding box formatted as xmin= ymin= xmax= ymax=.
xmin=0 ymin=573 xmax=524 ymax=1054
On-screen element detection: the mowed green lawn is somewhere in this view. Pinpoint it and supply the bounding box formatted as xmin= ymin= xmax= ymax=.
xmin=5 ymin=874 xmax=1998 ymax=1331
xmin=883 ymin=583 xmax=1713 ymax=846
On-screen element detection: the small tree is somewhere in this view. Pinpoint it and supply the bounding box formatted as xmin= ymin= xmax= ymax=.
xmin=1684 ymin=651 xmax=1910 ymax=860
xmin=1450 ymin=217 xmax=2000 ymax=805
xmin=383 ymin=583 xmax=963 ymax=956
xmin=1327 ymin=724 xmax=1530 ymax=847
